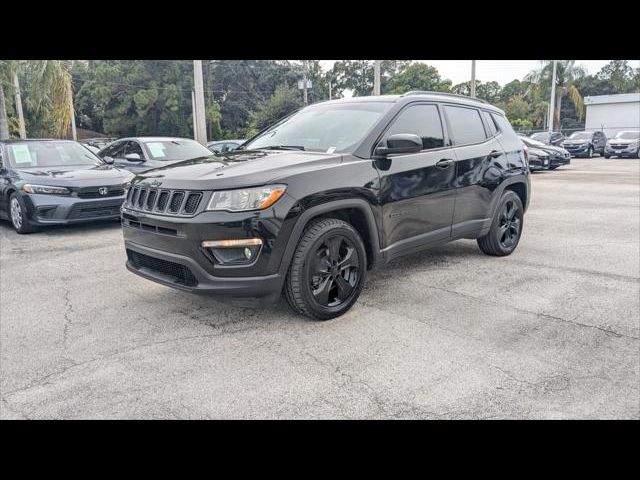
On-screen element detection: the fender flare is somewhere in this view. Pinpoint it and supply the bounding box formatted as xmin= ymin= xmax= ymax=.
xmin=276 ymin=198 xmax=382 ymax=278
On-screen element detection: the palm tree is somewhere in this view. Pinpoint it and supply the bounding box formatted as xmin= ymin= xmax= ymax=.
xmin=24 ymin=60 xmax=74 ymax=138
xmin=0 ymin=60 xmax=73 ymax=139
xmin=526 ymin=60 xmax=586 ymax=131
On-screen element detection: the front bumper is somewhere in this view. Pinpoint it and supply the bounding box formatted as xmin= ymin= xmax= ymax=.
xmin=563 ymin=145 xmax=590 ymax=156
xmin=23 ymin=193 xmax=125 ymax=225
xmin=120 ymin=193 xmax=298 ymax=299
xmin=528 ymin=156 xmax=549 ymax=171
xmin=605 ymin=144 xmax=639 ymax=157
xmin=125 ymin=241 xmax=282 ymax=299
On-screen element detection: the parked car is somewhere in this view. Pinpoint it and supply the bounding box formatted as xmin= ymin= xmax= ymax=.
xmin=530 ymin=131 xmax=565 ymax=146
xmin=83 ymin=144 xmax=101 ymax=155
xmin=519 ymin=135 xmax=571 ymax=169
xmin=121 ymin=92 xmax=530 ymax=320
xmin=0 ymin=139 xmax=134 ymax=234
xmin=604 ymin=130 xmax=640 ymax=158
xmin=207 ymin=139 xmax=246 ymax=154
xmin=560 ymin=131 xmax=607 ymax=158
xmin=80 ymin=137 xmax=117 ymax=151
xmin=526 ymin=146 xmax=550 ymax=171
xmin=97 ymin=137 xmax=215 ymax=173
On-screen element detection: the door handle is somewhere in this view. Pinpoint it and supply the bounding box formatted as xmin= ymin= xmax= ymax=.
xmin=489 ymin=150 xmax=502 ymax=158
xmin=436 ymin=158 xmax=454 ymax=168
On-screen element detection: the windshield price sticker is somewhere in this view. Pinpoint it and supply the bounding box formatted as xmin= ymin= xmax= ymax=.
xmin=11 ymin=145 xmax=34 ymax=164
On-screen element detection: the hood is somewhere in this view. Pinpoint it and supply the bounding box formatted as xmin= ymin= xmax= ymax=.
xmin=536 ymin=144 xmax=567 ymax=154
xmin=528 ymin=148 xmax=548 ymax=157
xmin=563 ymin=138 xmax=590 ymax=144
xmin=132 ymin=149 xmax=343 ymax=190
xmin=609 ymin=138 xmax=638 ymax=145
xmin=15 ymin=164 xmax=134 ymax=186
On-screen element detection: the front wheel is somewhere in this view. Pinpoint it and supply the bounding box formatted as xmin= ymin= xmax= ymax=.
xmin=586 ymin=146 xmax=593 ymax=158
xmin=9 ymin=193 xmax=37 ymax=234
xmin=284 ymin=217 xmax=367 ymax=320
xmin=477 ymin=191 xmax=524 ymax=257
xmin=604 ymin=154 xmax=611 ymax=159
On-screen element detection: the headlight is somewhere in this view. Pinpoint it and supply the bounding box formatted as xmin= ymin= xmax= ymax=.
xmin=630 ymin=141 xmax=639 ymax=148
xmin=23 ymin=184 xmax=71 ymax=195
xmin=207 ymin=185 xmax=286 ymax=212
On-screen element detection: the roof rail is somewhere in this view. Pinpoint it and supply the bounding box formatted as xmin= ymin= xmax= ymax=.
xmin=401 ymin=90 xmax=488 ymax=104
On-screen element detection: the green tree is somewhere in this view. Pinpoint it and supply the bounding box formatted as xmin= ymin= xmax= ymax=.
xmin=596 ymin=60 xmax=635 ymax=92
xmin=249 ymin=84 xmax=303 ymax=136
xmin=332 ymin=60 xmax=410 ymax=96
xmin=386 ymin=63 xmax=451 ymax=94
xmin=525 ymin=60 xmax=586 ymax=130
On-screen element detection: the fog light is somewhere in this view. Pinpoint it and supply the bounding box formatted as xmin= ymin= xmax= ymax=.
xmin=201 ymin=238 xmax=263 ymax=265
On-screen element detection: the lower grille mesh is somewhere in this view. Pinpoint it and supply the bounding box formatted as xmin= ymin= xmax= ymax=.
xmin=126 ymin=249 xmax=198 ymax=287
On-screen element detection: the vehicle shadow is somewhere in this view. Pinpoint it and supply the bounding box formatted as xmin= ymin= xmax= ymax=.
xmin=0 ymin=218 xmax=122 ymax=237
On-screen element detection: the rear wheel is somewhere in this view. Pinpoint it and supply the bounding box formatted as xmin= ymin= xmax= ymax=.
xmin=477 ymin=191 xmax=523 ymax=257
xmin=9 ymin=193 xmax=37 ymax=234
xmin=284 ymin=218 xmax=366 ymax=320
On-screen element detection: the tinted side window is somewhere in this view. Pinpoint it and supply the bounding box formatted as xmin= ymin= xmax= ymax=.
xmin=102 ymin=141 xmax=125 ymax=158
xmin=386 ymin=104 xmax=445 ymax=150
xmin=481 ymin=110 xmax=498 ymax=136
xmin=491 ymin=113 xmax=516 ymax=136
xmin=125 ymin=141 xmax=144 ymax=157
xmin=445 ymin=106 xmax=487 ymax=145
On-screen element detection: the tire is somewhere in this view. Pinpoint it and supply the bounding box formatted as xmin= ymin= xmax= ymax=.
xmin=549 ymin=165 xmax=559 ymax=170
xmin=284 ymin=217 xmax=367 ymax=320
xmin=604 ymin=154 xmax=611 ymax=159
xmin=586 ymin=146 xmax=593 ymax=158
xmin=477 ymin=190 xmax=524 ymax=257
xmin=8 ymin=193 xmax=37 ymax=234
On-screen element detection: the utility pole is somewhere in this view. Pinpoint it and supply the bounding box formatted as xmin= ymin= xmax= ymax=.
xmin=13 ymin=72 xmax=26 ymax=139
xmin=192 ymin=60 xmax=207 ymax=145
xmin=548 ymin=60 xmax=558 ymax=132
xmin=303 ymin=61 xmax=308 ymax=105
xmin=470 ymin=60 xmax=476 ymax=98
xmin=69 ymin=90 xmax=77 ymax=141
xmin=373 ymin=60 xmax=381 ymax=96
xmin=191 ymin=90 xmax=197 ymax=141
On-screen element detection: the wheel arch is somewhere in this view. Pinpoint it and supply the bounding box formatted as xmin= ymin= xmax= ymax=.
xmin=278 ymin=198 xmax=382 ymax=278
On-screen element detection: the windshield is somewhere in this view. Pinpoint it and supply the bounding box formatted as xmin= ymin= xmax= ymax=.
xmin=5 ymin=141 xmax=103 ymax=169
xmin=615 ymin=131 xmax=640 ymax=140
xmin=243 ymin=101 xmax=393 ymax=153
xmin=142 ymin=139 xmax=213 ymax=161
xmin=569 ymin=132 xmax=592 ymax=140
xmin=531 ymin=132 xmax=551 ymax=142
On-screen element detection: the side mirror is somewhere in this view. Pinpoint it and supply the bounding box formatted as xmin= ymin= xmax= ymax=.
xmin=374 ymin=133 xmax=423 ymax=159
xmin=102 ymin=156 xmax=114 ymax=165
xmin=124 ymin=153 xmax=143 ymax=162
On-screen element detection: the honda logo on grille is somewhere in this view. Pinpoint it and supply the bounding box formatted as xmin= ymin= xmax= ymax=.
xmin=98 ymin=187 xmax=109 ymax=196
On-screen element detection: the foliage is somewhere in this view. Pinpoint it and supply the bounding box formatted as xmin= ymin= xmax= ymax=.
xmin=2 ymin=60 xmax=638 ymax=140
xmin=249 ymin=85 xmax=303 ymax=136
xmin=386 ymin=63 xmax=451 ymax=94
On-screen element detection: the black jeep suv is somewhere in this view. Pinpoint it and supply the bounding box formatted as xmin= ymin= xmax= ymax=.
xmin=122 ymin=92 xmax=530 ymax=320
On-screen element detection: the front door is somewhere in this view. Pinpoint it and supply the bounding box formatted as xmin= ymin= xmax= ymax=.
xmin=374 ymin=103 xmax=457 ymax=260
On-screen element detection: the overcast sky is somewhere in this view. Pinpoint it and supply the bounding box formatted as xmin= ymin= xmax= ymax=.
xmin=319 ymin=60 xmax=640 ymax=87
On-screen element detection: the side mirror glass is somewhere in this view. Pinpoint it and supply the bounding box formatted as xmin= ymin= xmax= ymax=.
xmin=124 ymin=153 xmax=143 ymax=162
xmin=374 ymin=133 xmax=423 ymax=158
xmin=103 ymin=156 xmax=114 ymax=165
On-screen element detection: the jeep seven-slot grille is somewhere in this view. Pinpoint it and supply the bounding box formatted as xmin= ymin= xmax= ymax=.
xmin=126 ymin=249 xmax=198 ymax=287
xmin=125 ymin=187 xmax=203 ymax=216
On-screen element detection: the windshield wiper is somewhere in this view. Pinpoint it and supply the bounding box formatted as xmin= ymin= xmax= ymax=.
xmin=259 ymin=145 xmax=306 ymax=151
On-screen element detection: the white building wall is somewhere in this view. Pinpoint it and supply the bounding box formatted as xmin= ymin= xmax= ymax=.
xmin=584 ymin=98 xmax=640 ymax=138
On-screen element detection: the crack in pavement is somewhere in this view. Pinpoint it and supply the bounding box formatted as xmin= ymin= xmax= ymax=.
xmin=418 ymin=283 xmax=639 ymax=340
xmin=2 ymin=319 xmax=261 ymax=401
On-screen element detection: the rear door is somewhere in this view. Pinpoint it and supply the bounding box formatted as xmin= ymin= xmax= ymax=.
xmin=374 ymin=102 xmax=457 ymax=258
xmin=444 ymin=104 xmax=508 ymax=238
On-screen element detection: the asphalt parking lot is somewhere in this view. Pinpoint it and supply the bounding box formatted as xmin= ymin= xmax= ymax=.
xmin=1 ymin=158 xmax=638 ymax=419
